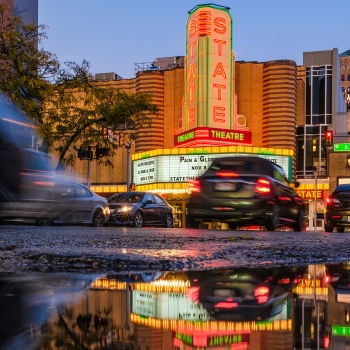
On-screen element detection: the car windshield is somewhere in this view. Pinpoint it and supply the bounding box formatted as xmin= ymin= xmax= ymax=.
xmin=209 ymin=159 xmax=256 ymax=173
xmin=109 ymin=194 xmax=143 ymax=203
xmin=21 ymin=150 xmax=52 ymax=172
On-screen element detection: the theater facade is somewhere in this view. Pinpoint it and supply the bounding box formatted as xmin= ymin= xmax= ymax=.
xmin=75 ymin=4 xmax=337 ymax=230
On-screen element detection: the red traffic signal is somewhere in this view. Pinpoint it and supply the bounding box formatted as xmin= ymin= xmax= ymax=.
xmin=325 ymin=131 xmax=333 ymax=146
xmin=96 ymin=147 xmax=109 ymax=159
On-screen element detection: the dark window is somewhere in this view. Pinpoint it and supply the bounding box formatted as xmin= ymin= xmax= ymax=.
xmin=272 ymin=164 xmax=289 ymax=185
xmin=21 ymin=150 xmax=51 ymax=172
xmin=154 ymin=194 xmax=165 ymax=205
xmin=347 ymin=74 xmax=350 ymax=81
xmin=341 ymin=75 xmax=345 ymax=81
xmin=57 ymin=184 xmax=74 ymax=198
xmin=143 ymin=194 xmax=154 ymax=203
xmin=326 ymin=76 xmax=332 ymax=114
xmin=306 ymin=76 xmax=311 ymax=116
xmin=74 ymin=184 xmax=92 ymax=198
xmin=109 ymin=193 xmax=143 ymax=203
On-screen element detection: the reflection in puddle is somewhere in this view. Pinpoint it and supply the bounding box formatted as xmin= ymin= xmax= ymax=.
xmin=1 ymin=264 xmax=350 ymax=349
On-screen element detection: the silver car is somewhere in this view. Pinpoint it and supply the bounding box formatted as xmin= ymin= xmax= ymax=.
xmin=1 ymin=179 xmax=110 ymax=227
xmin=0 ymin=149 xmax=109 ymax=226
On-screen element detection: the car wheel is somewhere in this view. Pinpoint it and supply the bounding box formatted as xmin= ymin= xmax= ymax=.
xmin=92 ymin=209 xmax=105 ymax=227
xmin=265 ymin=205 xmax=279 ymax=231
xmin=292 ymin=209 xmax=304 ymax=232
xmin=163 ymin=214 xmax=173 ymax=228
xmin=188 ymin=216 xmax=200 ymax=228
xmin=35 ymin=218 xmax=53 ymax=226
xmin=337 ymin=227 xmax=345 ymax=233
xmin=324 ymin=223 xmax=334 ymax=232
xmin=134 ymin=212 xmax=143 ymax=228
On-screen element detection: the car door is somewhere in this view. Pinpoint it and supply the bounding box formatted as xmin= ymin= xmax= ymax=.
xmin=73 ymin=184 xmax=95 ymax=222
xmin=54 ymin=183 xmax=77 ymax=222
xmin=277 ymin=184 xmax=301 ymax=223
xmin=142 ymin=193 xmax=157 ymax=224
xmin=153 ymin=194 xmax=168 ymax=224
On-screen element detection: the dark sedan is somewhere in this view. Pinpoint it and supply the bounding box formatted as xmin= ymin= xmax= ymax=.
xmin=107 ymin=191 xmax=175 ymax=228
xmin=186 ymin=156 xmax=305 ymax=231
xmin=325 ymin=183 xmax=350 ymax=232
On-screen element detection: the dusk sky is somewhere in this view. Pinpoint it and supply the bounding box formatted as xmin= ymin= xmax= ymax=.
xmin=39 ymin=1 xmax=350 ymax=79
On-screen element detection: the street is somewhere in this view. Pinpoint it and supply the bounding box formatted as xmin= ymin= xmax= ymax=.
xmin=0 ymin=224 xmax=347 ymax=274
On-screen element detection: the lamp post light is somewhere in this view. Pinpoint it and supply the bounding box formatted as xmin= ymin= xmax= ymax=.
xmin=347 ymin=155 xmax=350 ymax=167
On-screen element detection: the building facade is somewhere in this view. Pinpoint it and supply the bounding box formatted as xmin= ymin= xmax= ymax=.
xmin=68 ymin=5 xmax=347 ymax=231
xmin=69 ymin=5 xmax=304 ymax=229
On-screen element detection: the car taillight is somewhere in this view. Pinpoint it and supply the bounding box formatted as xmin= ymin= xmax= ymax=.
xmin=255 ymin=178 xmax=271 ymax=194
xmin=254 ymin=286 xmax=269 ymax=304
xmin=216 ymin=171 xmax=239 ymax=177
xmin=188 ymin=179 xmax=200 ymax=192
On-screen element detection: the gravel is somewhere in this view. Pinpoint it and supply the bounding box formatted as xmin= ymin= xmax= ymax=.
xmin=0 ymin=225 xmax=348 ymax=274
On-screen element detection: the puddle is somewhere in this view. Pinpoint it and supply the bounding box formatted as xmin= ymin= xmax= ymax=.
xmin=0 ymin=263 xmax=348 ymax=349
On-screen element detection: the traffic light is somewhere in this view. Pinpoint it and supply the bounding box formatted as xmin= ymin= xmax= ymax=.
xmin=96 ymin=146 xmax=109 ymax=159
xmin=119 ymin=133 xmax=125 ymax=146
xmin=78 ymin=147 xmax=86 ymax=160
xmin=78 ymin=146 xmax=92 ymax=160
xmin=325 ymin=130 xmax=333 ymax=146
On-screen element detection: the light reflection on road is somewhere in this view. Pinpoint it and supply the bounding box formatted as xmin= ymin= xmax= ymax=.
xmin=1 ymin=263 xmax=350 ymax=349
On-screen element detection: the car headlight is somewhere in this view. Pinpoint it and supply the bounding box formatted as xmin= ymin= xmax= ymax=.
xmin=117 ymin=206 xmax=132 ymax=213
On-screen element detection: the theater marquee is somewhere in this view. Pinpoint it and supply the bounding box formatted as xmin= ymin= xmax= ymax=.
xmin=133 ymin=150 xmax=292 ymax=185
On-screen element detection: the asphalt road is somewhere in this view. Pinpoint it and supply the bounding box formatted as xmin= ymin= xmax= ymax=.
xmin=0 ymin=224 xmax=349 ymax=274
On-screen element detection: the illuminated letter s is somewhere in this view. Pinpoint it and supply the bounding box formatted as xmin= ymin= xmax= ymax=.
xmin=214 ymin=17 xmax=226 ymax=34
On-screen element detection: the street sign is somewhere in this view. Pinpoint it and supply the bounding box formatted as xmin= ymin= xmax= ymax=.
xmin=334 ymin=143 xmax=350 ymax=152
xmin=332 ymin=325 xmax=350 ymax=336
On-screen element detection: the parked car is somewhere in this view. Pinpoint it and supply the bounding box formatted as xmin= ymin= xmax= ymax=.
xmin=324 ymin=183 xmax=350 ymax=232
xmin=0 ymin=148 xmax=109 ymax=226
xmin=186 ymin=156 xmax=305 ymax=231
xmin=107 ymin=191 xmax=175 ymax=228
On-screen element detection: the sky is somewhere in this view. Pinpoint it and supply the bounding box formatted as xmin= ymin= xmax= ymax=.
xmin=38 ymin=0 xmax=350 ymax=80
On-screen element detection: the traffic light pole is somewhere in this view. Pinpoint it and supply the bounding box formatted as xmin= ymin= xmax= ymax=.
xmin=124 ymin=142 xmax=132 ymax=191
xmin=87 ymin=157 xmax=91 ymax=188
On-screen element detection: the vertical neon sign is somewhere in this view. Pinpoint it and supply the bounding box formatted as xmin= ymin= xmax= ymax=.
xmin=184 ymin=4 xmax=233 ymax=131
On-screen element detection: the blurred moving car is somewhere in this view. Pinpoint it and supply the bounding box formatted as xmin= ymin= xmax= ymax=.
xmin=0 ymin=148 xmax=109 ymax=227
xmin=108 ymin=191 xmax=175 ymax=228
xmin=0 ymin=94 xmax=109 ymax=227
xmin=186 ymin=156 xmax=304 ymax=231
xmin=324 ymin=184 xmax=350 ymax=232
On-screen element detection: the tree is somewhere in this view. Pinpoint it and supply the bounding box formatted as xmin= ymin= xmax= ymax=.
xmin=0 ymin=5 xmax=158 ymax=170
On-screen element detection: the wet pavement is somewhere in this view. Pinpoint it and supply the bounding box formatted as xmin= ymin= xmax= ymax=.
xmin=0 ymin=263 xmax=347 ymax=350
xmin=1 ymin=225 xmax=350 ymax=349
xmin=0 ymin=225 xmax=349 ymax=273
